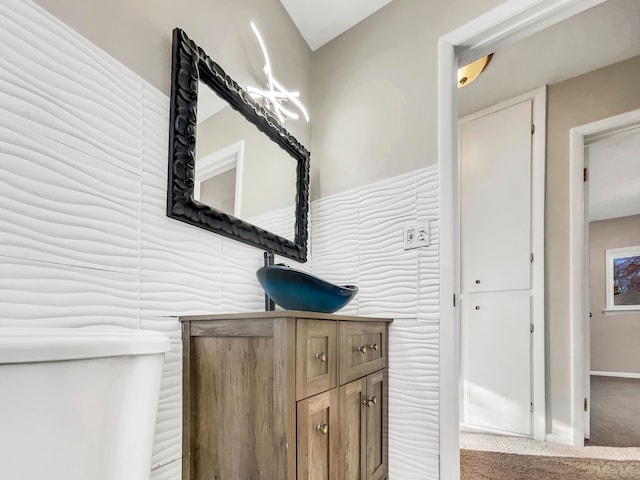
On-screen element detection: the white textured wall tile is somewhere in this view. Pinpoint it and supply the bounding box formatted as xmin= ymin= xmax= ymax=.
xmin=221 ymin=239 xmax=268 ymax=312
xmin=140 ymin=85 xmax=224 ymax=285
xmin=0 ymin=256 xmax=139 ymax=327
xmin=0 ymin=0 xmax=142 ymax=174
xmin=417 ymin=166 xmax=440 ymax=323
xmin=246 ymin=206 xmax=296 ymax=243
xmin=310 ymin=191 xmax=360 ymax=314
xmin=417 ymin=166 xmax=440 ymax=222
xmin=388 ymin=322 xmax=440 ymax=473
xmin=389 ymin=387 xmax=440 ymax=465
xmin=150 ymin=459 xmax=181 ymax=480
xmin=358 ymin=172 xmax=417 ymax=318
xmin=0 ymin=128 xmax=140 ymax=274
xmin=140 ymin=275 xmax=221 ymax=317
xmin=141 ymin=317 xmax=183 ymax=470
xmin=311 ymin=167 xmax=441 ymax=479
xmin=390 ymin=451 xmax=440 ymax=480
xmin=389 ymin=320 xmax=439 ymax=387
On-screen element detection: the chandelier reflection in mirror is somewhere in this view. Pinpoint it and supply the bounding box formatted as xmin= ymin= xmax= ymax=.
xmin=247 ymin=22 xmax=310 ymax=124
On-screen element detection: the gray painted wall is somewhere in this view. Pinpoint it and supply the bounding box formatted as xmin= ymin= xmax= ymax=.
xmin=589 ymin=215 xmax=640 ymax=373
xmin=309 ymin=0 xmax=503 ymax=199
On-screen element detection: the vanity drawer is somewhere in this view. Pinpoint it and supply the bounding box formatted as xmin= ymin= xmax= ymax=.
xmin=339 ymin=322 xmax=387 ymax=385
xmin=296 ymin=319 xmax=338 ymax=400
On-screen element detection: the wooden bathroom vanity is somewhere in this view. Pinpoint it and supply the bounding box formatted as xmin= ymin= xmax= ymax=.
xmin=180 ymin=311 xmax=392 ymax=480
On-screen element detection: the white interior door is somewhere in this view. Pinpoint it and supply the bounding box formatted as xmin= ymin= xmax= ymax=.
xmin=462 ymin=291 xmax=532 ymax=435
xmin=460 ymin=100 xmax=532 ymax=294
xmin=459 ymin=99 xmax=534 ymax=436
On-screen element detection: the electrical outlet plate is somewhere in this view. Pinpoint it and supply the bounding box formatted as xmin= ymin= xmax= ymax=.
xmin=403 ymin=222 xmax=430 ymax=250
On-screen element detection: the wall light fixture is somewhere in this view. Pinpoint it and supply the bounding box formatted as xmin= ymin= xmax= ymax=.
xmin=247 ymin=22 xmax=310 ymax=124
xmin=458 ymin=54 xmax=493 ymax=88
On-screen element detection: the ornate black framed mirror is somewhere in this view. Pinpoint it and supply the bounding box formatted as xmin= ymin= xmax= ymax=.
xmin=167 ymin=28 xmax=310 ymax=262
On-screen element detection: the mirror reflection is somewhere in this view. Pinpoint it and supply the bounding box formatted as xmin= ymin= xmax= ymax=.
xmin=194 ymin=81 xmax=298 ymax=241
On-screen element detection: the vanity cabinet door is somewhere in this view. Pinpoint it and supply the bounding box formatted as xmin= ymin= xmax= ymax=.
xmin=339 ymin=370 xmax=387 ymax=480
xmin=297 ymin=389 xmax=339 ymax=480
xmin=366 ymin=370 xmax=387 ymax=480
xmin=297 ymin=320 xmax=338 ymax=400
xmin=339 ymin=378 xmax=367 ymax=480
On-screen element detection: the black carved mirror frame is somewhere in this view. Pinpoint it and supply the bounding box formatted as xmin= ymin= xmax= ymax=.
xmin=167 ymin=28 xmax=310 ymax=262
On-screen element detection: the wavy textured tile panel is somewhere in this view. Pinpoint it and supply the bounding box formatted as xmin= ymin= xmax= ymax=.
xmin=274 ymin=253 xmax=311 ymax=272
xmin=417 ymin=166 xmax=441 ymax=323
xmin=220 ymin=239 xmax=266 ymax=312
xmin=358 ymin=173 xmax=418 ymax=318
xmin=417 ymin=165 xmax=440 ymax=221
xmin=389 ymin=319 xmax=439 ymax=387
xmin=0 ymin=125 xmax=140 ymax=274
xmin=388 ymin=322 xmax=440 ymax=475
xmin=150 ymin=459 xmax=181 ymax=480
xmin=140 ymin=275 xmax=222 ymax=318
xmin=390 ymin=451 xmax=439 ymax=480
xmin=140 ymin=85 xmax=223 ymax=284
xmin=0 ymin=0 xmax=141 ymax=174
xmin=246 ymin=206 xmax=296 ymax=243
xmin=388 ymin=386 xmax=439 ymax=459
xmin=310 ymin=168 xmax=441 ymax=477
xmin=0 ymin=256 xmax=138 ymax=327
xmin=417 ymin=282 xmax=440 ymax=323
xmin=310 ymin=191 xmax=360 ymax=314
xmin=141 ymin=317 xmax=183 ymax=470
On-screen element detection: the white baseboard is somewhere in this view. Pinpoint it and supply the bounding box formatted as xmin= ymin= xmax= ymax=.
xmin=591 ymin=371 xmax=640 ymax=379
xmin=545 ymin=422 xmax=579 ymax=447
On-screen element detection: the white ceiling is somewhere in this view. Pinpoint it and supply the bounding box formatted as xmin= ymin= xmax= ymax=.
xmin=588 ymin=128 xmax=640 ymax=222
xmin=279 ymin=0 xmax=394 ymax=51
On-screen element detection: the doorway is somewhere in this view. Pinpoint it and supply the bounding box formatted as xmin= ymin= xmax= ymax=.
xmin=438 ymin=1 xmax=620 ymax=478
xmin=570 ymin=109 xmax=640 ymax=444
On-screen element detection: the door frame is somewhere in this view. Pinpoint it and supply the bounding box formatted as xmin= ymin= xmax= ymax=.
xmin=438 ymin=0 xmax=608 ymax=478
xmin=568 ymin=107 xmax=640 ymax=445
xmin=457 ymin=87 xmax=546 ymax=438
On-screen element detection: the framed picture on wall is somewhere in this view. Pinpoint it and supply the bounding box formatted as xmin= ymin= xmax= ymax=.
xmin=605 ymin=245 xmax=640 ymax=312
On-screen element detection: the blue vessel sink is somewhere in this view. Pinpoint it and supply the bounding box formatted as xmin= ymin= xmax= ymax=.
xmin=256 ymin=265 xmax=358 ymax=313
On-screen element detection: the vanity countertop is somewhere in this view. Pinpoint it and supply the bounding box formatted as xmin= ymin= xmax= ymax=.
xmin=179 ymin=310 xmax=393 ymax=323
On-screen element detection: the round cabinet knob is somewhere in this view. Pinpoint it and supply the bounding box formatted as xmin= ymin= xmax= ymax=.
xmin=314 ymin=352 xmax=327 ymax=362
xmin=363 ymin=396 xmax=377 ymax=407
xmin=475 ymin=306 xmax=480 ymax=311
xmin=356 ymin=345 xmax=368 ymax=354
xmin=369 ymin=343 xmax=379 ymax=351
xmin=475 ymin=279 xmax=481 ymax=284
xmin=315 ymin=424 xmax=329 ymax=435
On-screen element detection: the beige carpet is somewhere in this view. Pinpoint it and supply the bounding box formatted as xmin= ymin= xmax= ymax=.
xmin=461 ymin=449 xmax=640 ymax=479
xmin=590 ymin=376 xmax=640 ymax=447
xmin=461 ymin=431 xmax=640 ymax=460
xmin=461 ymin=432 xmax=640 ymax=479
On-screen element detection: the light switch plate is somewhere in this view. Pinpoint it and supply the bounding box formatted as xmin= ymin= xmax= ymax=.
xmin=403 ymin=222 xmax=430 ymax=250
